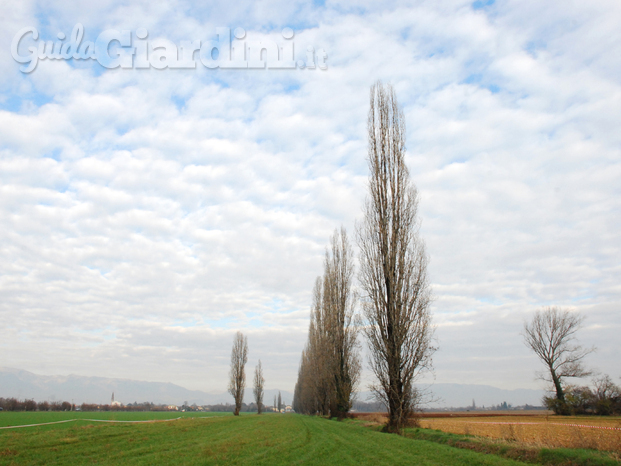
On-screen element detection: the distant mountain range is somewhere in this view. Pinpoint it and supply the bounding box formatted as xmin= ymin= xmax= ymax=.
xmin=0 ymin=367 xmax=544 ymax=408
xmin=0 ymin=367 xmax=291 ymax=406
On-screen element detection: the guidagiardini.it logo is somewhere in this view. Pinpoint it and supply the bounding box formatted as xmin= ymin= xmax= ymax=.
xmin=11 ymin=24 xmax=328 ymax=73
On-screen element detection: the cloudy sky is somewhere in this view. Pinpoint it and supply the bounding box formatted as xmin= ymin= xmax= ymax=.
xmin=1 ymin=0 xmax=619 ymax=397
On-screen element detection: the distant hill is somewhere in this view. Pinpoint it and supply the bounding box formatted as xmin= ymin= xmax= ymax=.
xmin=1 ymin=367 xmax=543 ymax=408
xmin=0 ymin=367 xmax=292 ymax=406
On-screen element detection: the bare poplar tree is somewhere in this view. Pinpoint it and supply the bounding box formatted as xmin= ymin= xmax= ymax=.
xmin=323 ymin=228 xmax=361 ymax=419
xmin=357 ymin=81 xmax=435 ymax=432
xmin=293 ymin=348 xmax=313 ymax=414
xmin=292 ymin=276 xmax=331 ymax=416
xmin=253 ymin=360 xmax=265 ymax=414
xmin=523 ymin=306 xmax=594 ymax=413
xmin=293 ymin=229 xmax=361 ymax=418
xmin=228 ymin=331 xmax=248 ymax=416
xmin=309 ymin=276 xmax=332 ymax=415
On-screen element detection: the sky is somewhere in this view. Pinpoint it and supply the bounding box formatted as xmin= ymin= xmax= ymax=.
xmin=0 ymin=0 xmax=619 ymax=397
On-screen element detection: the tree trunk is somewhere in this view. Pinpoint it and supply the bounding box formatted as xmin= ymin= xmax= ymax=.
xmin=551 ymin=368 xmax=565 ymax=401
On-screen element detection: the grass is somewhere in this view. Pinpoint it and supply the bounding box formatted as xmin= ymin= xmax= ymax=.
xmin=0 ymin=412 xmax=535 ymax=465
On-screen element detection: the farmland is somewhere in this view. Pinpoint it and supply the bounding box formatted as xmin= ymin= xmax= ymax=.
xmin=418 ymin=413 xmax=621 ymax=453
xmin=354 ymin=411 xmax=621 ymax=459
xmin=1 ymin=411 xmax=537 ymax=465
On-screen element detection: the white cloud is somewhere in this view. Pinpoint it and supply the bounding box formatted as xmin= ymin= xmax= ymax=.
xmin=0 ymin=0 xmax=619 ymax=396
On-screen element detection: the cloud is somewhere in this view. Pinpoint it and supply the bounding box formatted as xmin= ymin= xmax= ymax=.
xmin=0 ymin=0 xmax=619 ymax=395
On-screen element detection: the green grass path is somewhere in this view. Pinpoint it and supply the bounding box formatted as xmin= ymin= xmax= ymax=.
xmin=0 ymin=413 xmax=532 ymax=465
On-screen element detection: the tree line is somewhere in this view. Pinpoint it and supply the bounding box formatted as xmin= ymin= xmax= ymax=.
xmin=293 ymin=81 xmax=436 ymax=432
xmin=0 ymin=398 xmax=172 ymax=412
xmin=0 ymin=397 xmax=295 ymax=413
xmin=293 ymin=228 xmax=361 ymax=419
xmin=0 ymin=398 xmax=72 ymax=411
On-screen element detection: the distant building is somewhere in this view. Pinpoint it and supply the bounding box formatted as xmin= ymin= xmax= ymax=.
xmin=111 ymin=392 xmax=121 ymax=407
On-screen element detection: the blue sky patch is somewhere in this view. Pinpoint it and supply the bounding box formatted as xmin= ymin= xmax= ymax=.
xmin=472 ymin=0 xmax=495 ymax=10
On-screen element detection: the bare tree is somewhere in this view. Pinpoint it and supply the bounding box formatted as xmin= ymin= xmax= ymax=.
xmin=277 ymin=391 xmax=282 ymax=412
xmin=357 ymin=81 xmax=435 ymax=432
xmin=253 ymin=360 xmax=265 ymax=414
xmin=228 ymin=331 xmax=248 ymax=416
xmin=294 ymin=276 xmax=332 ymax=416
xmin=523 ymin=306 xmax=594 ymax=413
xmin=305 ymin=277 xmax=329 ymax=414
xmin=323 ymin=228 xmax=361 ymax=419
xmin=292 ymin=229 xmax=361 ymax=418
xmin=592 ymin=375 xmax=621 ymax=415
xmin=293 ymin=348 xmax=312 ymax=414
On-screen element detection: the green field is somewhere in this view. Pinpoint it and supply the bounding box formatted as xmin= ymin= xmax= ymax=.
xmin=0 ymin=412 xmax=539 ymax=465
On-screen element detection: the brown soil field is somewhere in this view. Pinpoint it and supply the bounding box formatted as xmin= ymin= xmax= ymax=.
xmin=353 ymin=412 xmax=621 ymax=453
xmin=419 ymin=411 xmax=551 ymax=418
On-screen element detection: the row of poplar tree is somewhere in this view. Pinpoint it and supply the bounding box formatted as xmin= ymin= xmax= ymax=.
xmin=292 ymin=228 xmax=360 ymax=419
xmin=292 ymin=81 xmax=435 ymax=431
